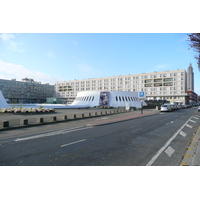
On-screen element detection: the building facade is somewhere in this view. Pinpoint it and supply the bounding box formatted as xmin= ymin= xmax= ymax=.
xmin=55 ymin=64 xmax=199 ymax=105
xmin=0 ymin=78 xmax=54 ymax=103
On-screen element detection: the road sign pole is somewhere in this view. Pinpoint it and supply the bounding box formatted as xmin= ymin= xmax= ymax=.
xmin=141 ymin=101 xmax=143 ymax=114
xmin=139 ymin=92 xmax=145 ymax=114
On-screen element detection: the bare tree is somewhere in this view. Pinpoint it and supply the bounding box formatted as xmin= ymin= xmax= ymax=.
xmin=188 ymin=33 xmax=200 ymax=70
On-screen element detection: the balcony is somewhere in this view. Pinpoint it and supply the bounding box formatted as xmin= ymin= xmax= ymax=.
xmin=163 ymin=82 xmax=173 ymax=86
xmin=154 ymin=83 xmax=162 ymax=87
xmin=145 ymin=84 xmax=153 ymax=87
xmin=163 ymin=78 xmax=173 ymax=82
xmin=145 ymin=79 xmax=153 ymax=83
xmin=154 ymin=79 xmax=162 ymax=83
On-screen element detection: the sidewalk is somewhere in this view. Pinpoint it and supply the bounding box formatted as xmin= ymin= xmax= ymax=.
xmin=0 ymin=108 xmax=159 ymax=130
xmin=181 ymin=126 xmax=200 ymax=166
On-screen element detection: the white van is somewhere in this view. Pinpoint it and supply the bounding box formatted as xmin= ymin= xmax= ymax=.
xmin=160 ymin=105 xmax=172 ymax=112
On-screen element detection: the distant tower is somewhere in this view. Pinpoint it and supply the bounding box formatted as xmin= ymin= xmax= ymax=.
xmin=187 ymin=63 xmax=194 ymax=91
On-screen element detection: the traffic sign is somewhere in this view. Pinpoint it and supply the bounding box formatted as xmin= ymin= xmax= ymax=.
xmin=138 ymin=91 xmax=146 ymax=100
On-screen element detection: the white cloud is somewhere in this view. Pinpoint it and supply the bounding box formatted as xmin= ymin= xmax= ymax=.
xmin=0 ymin=33 xmax=15 ymax=41
xmin=0 ymin=33 xmax=24 ymax=52
xmin=0 ymin=60 xmax=58 ymax=85
xmin=176 ymin=35 xmax=189 ymax=43
xmin=47 ymin=51 xmax=56 ymax=58
xmin=76 ymin=63 xmax=98 ymax=75
xmin=72 ymin=40 xmax=78 ymax=45
xmin=154 ymin=64 xmax=168 ymax=71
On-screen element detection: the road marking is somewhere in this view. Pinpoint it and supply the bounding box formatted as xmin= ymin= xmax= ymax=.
xmin=185 ymin=154 xmax=190 ymax=158
xmin=15 ymin=127 xmax=92 ymax=142
xmin=165 ymin=121 xmax=174 ymax=125
xmin=189 ymin=120 xmax=196 ymax=123
xmin=60 ymin=139 xmax=86 ymax=147
xmin=146 ymin=116 xmax=194 ymax=166
xmin=193 ymin=116 xmax=199 ymax=119
xmin=179 ymin=131 xmax=187 ymax=137
xmin=165 ymin=146 xmax=175 ymax=157
xmin=182 ymin=162 xmax=187 ymax=166
xmin=186 ymin=124 xmax=193 ymax=128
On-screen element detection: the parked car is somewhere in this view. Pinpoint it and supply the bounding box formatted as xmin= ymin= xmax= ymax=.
xmin=198 ymin=106 xmax=200 ymax=112
xmin=170 ymin=105 xmax=177 ymax=111
xmin=164 ymin=103 xmax=177 ymax=111
xmin=177 ymin=105 xmax=183 ymax=109
xmin=160 ymin=105 xmax=172 ymax=112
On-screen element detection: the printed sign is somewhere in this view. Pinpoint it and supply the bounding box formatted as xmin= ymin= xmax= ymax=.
xmin=99 ymin=92 xmax=109 ymax=105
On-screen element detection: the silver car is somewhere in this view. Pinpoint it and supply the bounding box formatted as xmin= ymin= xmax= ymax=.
xmin=160 ymin=105 xmax=172 ymax=112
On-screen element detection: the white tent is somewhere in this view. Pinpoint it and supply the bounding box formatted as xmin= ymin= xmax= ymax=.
xmin=71 ymin=91 xmax=146 ymax=108
xmin=0 ymin=90 xmax=10 ymax=108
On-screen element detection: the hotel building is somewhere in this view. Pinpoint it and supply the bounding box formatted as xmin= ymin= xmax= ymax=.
xmin=55 ymin=64 xmax=198 ymax=105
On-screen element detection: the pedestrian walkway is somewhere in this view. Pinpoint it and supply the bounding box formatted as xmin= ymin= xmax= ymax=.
xmin=87 ymin=112 xmax=154 ymax=126
xmin=0 ymin=108 xmax=159 ymax=130
xmin=181 ymin=125 xmax=200 ymax=166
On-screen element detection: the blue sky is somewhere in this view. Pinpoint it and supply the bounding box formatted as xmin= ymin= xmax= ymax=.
xmin=0 ymin=33 xmax=199 ymax=94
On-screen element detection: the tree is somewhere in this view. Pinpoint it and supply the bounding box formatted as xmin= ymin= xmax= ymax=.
xmin=188 ymin=33 xmax=200 ymax=70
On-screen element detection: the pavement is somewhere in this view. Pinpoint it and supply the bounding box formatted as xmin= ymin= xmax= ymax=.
xmin=0 ymin=107 xmax=200 ymax=166
xmin=181 ymin=125 xmax=200 ymax=166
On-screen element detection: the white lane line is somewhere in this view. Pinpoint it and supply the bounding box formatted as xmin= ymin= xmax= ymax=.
xmin=186 ymin=124 xmax=193 ymax=128
xmin=189 ymin=120 xmax=196 ymax=123
xmin=60 ymin=139 xmax=86 ymax=147
xmin=193 ymin=117 xmax=199 ymax=119
xmin=165 ymin=121 xmax=174 ymax=125
xmin=165 ymin=146 xmax=175 ymax=157
xmin=146 ymin=116 xmax=194 ymax=166
xmin=15 ymin=127 xmax=92 ymax=142
xmin=179 ymin=131 xmax=187 ymax=137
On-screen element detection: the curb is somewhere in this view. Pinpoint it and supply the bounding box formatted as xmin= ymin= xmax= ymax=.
xmin=181 ymin=126 xmax=200 ymax=166
xmin=0 ymin=112 xmax=113 ymax=132
xmin=87 ymin=113 xmax=158 ymax=127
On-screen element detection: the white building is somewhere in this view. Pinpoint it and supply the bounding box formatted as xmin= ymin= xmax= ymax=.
xmin=55 ymin=64 xmax=196 ymax=105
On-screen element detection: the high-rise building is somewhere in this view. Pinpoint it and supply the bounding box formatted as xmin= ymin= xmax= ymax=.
xmin=187 ymin=63 xmax=198 ymax=104
xmin=187 ymin=63 xmax=194 ymax=91
xmin=55 ymin=64 xmax=198 ymax=105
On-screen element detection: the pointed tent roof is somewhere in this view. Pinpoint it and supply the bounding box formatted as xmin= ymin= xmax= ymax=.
xmin=0 ymin=90 xmax=10 ymax=108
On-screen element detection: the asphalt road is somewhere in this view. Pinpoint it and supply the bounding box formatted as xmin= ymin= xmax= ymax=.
xmin=0 ymin=107 xmax=199 ymax=166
